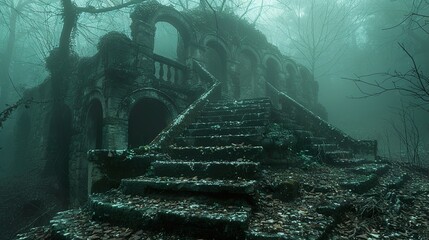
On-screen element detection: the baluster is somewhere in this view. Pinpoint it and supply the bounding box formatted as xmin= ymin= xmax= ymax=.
xmin=159 ymin=62 xmax=164 ymax=81
xmin=167 ymin=65 xmax=172 ymax=83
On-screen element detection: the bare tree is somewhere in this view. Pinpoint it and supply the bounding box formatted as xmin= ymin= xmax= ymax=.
xmin=0 ymin=0 xmax=32 ymax=104
xmin=276 ymin=0 xmax=365 ymax=79
xmin=346 ymin=43 xmax=429 ymax=112
xmin=390 ymin=104 xmax=423 ymax=166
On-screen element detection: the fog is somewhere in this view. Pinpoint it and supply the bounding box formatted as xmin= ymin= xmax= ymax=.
xmin=0 ymin=0 xmax=428 ymax=238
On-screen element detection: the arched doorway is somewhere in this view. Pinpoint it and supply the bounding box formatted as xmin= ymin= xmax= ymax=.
xmin=80 ymin=99 xmax=103 ymax=203
xmin=266 ymin=58 xmax=281 ymax=89
xmin=128 ymin=98 xmax=172 ymax=148
xmin=238 ymin=50 xmax=257 ymax=99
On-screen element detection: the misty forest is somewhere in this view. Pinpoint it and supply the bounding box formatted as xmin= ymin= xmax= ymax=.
xmin=0 ymin=0 xmax=428 ymax=239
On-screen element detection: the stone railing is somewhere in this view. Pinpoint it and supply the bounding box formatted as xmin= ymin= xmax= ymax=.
xmin=87 ymin=60 xmax=221 ymax=195
xmin=266 ymin=81 xmax=377 ymax=158
xmin=148 ymin=60 xmax=221 ymax=150
xmin=153 ymin=54 xmax=187 ymax=85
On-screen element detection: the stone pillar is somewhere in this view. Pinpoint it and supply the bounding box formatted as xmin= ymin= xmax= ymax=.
xmin=103 ymin=117 xmax=128 ymax=149
xmin=131 ymin=20 xmax=156 ymax=77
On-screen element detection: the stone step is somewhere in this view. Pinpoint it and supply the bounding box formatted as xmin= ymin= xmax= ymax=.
xmin=168 ymin=145 xmax=263 ymax=161
xmin=381 ymin=173 xmax=409 ymax=189
xmin=90 ymin=191 xmax=251 ymax=239
xmin=183 ymin=126 xmax=265 ymax=137
xmin=201 ymin=107 xmax=270 ymax=117
xmin=324 ymin=151 xmax=353 ymax=160
xmin=349 ymin=163 xmax=390 ymax=176
xmin=47 ymin=210 xmax=190 ymax=240
xmin=204 ymin=102 xmax=271 ymax=111
xmin=196 ymin=112 xmax=270 ymax=122
xmin=188 ymin=119 xmax=270 ymax=129
xmin=120 ymin=176 xmax=256 ymax=196
xmin=284 ymin=123 xmax=305 ymax=131
xmin=247 ymin=198 xmax=334 ymax=240
xmin=175 ymin=134 xmax=264 ymax=147
xmin=149 ymin=161 xmax=259 ymax=179
xmin=294 ymin=130 xmax=314 ymax=138
xmin=309 ymin=136 xmax=329 ymax=144
xmin=207 ymin=98 xmax=271 ymax=107
xmin=339 ymin=174 xmax=378 ymax=193
xmin=311 ymin=143 xmax=339 ymax=152
xmin=325 ymin=158 xmax=379 ymax=167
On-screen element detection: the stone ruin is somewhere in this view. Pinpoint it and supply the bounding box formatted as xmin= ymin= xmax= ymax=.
xmin=21 ymin=1 xmax=429 ymax=240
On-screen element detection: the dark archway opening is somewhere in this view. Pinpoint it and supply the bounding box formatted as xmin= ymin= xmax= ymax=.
xmin=238 ymin=50 xmax=257 ymax=99
xmin=86 ymin=100 xmax=103 ymax=150
xmin=79 ymin=99 xmax=103 ymax=203
xmin=266 ymin=58 xmax=281 ymax=89
xmin=43 ymin=104 xmax=72 ymax=207
xmin=205 ymin=41 xmax=227 ymax=82
xmin=128 ymin=98 xmax=171 ymax=148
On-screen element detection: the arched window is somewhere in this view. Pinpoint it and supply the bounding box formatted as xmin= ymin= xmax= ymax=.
xmin=154 ymin=22 xmax=184 ymax=62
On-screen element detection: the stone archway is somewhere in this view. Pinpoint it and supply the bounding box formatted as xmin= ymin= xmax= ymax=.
xmin=78 ymin=99 xmax=104 ymax=203
xmin=128 ymin=98 xmax=172 ymax=148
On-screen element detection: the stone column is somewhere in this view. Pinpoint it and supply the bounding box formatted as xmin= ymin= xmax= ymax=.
xmin=131 ymin=20 xmax=156 ymax=77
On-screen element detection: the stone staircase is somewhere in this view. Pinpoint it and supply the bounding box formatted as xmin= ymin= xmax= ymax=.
xmin=17 ymin=98 xmax=389 ymax=240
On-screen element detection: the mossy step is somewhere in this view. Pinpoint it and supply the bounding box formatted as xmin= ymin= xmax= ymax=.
xmin=204 ymin=102 xmax=271 ymax=111
xmin=381 ymin=173 xmax=409 ymax=189
xmin=183 ymin=126 xmax=265 ymax=137
xmin=196 ymin=112 xmax=270 ymax=122
xmin=120 ymin=176 xmax=256 ymax=196
xmin=339 ymin=174 xmax=378 ymax=193
xmin=188 ymin=119 xmax=269 ymax=129
xmin=207 ymin=98 xmax=271 ymax=107
xmin=324 ymin=151 xmax=353 ymax=161
xmin=311 ymin=143 xmax=339 ymax=152
xmin=175 ymin=134 xmax=264 ymax=147
xmin=201 ymin=107 xmax=270 ymax=116
xmin=247 ymin=199 xmax=334 ymax=240
xmin=325 ymin=158 xmax=378 ymax=167
xmin=308 ymin=136 xmax=328 ymax=144
xmin=46 ymin=209 xmax=202 ymax=240
xmin=168 ymin=145 xmax=263 ymax=161
xmin=294 ymin=130 xmax=314 ymax=138
xmin=90 ymin=191 xmax=251 ymax=239
xmin=150 ymin=161 xmax=259 ymax=179
xmin=349 ymin=163 xmax=390 ymax=176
